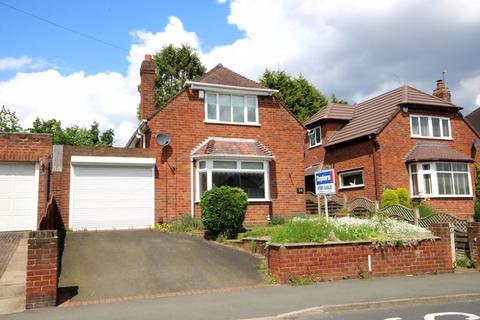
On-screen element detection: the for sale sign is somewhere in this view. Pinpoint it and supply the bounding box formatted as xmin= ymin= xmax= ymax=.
xmin=315 ymin=169 xmax=336 ymax=195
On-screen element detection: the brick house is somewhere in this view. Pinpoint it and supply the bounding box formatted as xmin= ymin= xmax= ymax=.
xmin=126 ymin=55 xmax=306 ymax=225
xmin=0 ymin=56 xmax=306 ymax=231
xmin=304 ymin=80 xmax=479 ymax=219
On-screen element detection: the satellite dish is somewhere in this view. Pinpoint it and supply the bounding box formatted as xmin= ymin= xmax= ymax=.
xmin=156 ymin=133 xmax=171 ymax=147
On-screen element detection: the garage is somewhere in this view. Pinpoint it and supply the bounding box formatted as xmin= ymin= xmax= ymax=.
xmin=0 ymin=162 xmax=39 ymax=232
xmin=69 ymin=156 xmax=156 ymax=230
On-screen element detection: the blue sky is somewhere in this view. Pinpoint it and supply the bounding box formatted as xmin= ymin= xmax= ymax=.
xmin=1 ymin=0 xmax=479 ymax=146
xmin=0 ymin=0 xmax=240 ymax=78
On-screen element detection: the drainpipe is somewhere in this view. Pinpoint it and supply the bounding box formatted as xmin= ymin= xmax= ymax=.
xmin=190 ymin=159 xmax=195 ymax=218
xmin=370 ymin=135 xmax=379 ymax=201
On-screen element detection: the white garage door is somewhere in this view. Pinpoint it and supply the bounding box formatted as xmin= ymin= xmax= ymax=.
xmin=70 ymin=157 xmax=155 ymax=230
xmin=0 ymin=162 xmax=38 ymax=232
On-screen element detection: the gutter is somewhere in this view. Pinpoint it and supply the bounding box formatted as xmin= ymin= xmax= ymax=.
xmin=125 ymin=119 xmax=148 ymax=148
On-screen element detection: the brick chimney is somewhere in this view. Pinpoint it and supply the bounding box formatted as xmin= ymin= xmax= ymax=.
xmin=432 ymin=79 xmax=451 ymax=102
xmin=139 ymin=54 xmax=156 ymax=120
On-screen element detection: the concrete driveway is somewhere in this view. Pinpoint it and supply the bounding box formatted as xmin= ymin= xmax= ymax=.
xmin=58 ymin=231 xmax=263 ymax=302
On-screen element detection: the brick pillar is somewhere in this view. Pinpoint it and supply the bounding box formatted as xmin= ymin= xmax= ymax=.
xmin=468 ymin=222 xmax=480 ymax=265
xmin=26 ymin=230 xmax=58 ymax=309
xmin=139 ymin=54 xmax=156 ymax=120
xmin=428 ymin=223 xmax=454 ymax=270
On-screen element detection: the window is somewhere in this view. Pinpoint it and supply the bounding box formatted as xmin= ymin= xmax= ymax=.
xmin=309 ymin=126 xmax=322 ymax=147
xmin=410 ymin=115 xmax=452 ymax=139
xmin=339 ymin=170 xmax=364 ymax=189
xmin=409 ymin=162 xmax=471 ymax=197
xmin=205 ymin=93 xmax=258 ymax=125
xmin=196 ymin=159 xmax=269 ymax=201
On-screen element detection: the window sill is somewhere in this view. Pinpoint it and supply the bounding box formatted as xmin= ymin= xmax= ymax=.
xmin=412 ymin=195 xmax=473 ymax=199
xmin=410 ymin=136 xmax=453 ymax=141
xmin=339 ymin=185 xmax=365 ymax=190
xmin=308 ymin=143 xmax=322 ymax=149
xmin=204 ymin=120 xmax=261 ymax=127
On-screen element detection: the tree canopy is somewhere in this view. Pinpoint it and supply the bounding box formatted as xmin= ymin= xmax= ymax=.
xmin=259 ymin=70 xmax=329 ymax=122
xmin=330 ymin=93 xmax=349 ymax=104
xmin=154 ymin=44 xmax=206 ymax=108
xmin=30 ymin=118 xmax=115 ymax=147
xmin=0 ymin=105 xmax=22 ymax=132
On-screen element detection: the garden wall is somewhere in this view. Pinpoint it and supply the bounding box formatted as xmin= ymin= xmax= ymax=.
xmin=268 ymin=223 xmax=453 ymax=283
xmin=468 ymin=222 xmax=480 ymax=265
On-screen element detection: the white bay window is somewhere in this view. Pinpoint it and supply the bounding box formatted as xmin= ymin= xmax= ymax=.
xmin=409 ymin=162 xmax=471 ymax=197
xmin=196 ymin=159 xmax=270 ymax=201
xmin=206 ymin=92 xmax=258 ymax=125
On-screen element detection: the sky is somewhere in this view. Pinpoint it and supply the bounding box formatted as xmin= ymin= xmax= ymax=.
xmin=1 ymin=0 xmax=479 ymax=146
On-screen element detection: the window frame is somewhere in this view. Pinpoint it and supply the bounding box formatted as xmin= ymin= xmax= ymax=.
xmin=409 ymin=162 xmax=472 ymax=198
xmin=409 ymin=115 xmax=452 ymax=140
xmin=204 ymin=92 xmax=259 ymax=126
xmin=195 ymin=159 xmax=270 ymax=202
xmin=308 ymin=126 xmax=322 ymax=148
xmin=338 ymin=169 xmax=365 ymax=189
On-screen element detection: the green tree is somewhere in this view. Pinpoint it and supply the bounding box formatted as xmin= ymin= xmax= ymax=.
xmin=0 ymin=105 xmax=22 ymax=132
xmin=330 ymin=93 xmax=348 ymax=104
xmin=30 ymin=118 xmax=114 ymax=147
xmin=259 ymin=70 xmax=328 ymax=122
xmin=154 ymin=44 xmax=206 ymax=108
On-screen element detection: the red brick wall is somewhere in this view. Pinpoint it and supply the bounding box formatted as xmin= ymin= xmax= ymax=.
xmin=26 ymin=230 xmax=58 ymax=309
xmin=50 ymin=146 xmax=154 ymax=227
xmin=144 ymin=88 xmax=306 ymax=223
xmin=377 ymin=108 xmax=480 ymax=219
xmin=0 ymin=133 xmax=53 ymax=228
xmin=268 ymin=223 xmax=452 ymax=283
xmin=305 ymin=121 xmax=344 ymax=168
xmin=324 ymin=140 xmax=378 ymax=200
xmin=468 ymin=222 xmax=480 ymax=265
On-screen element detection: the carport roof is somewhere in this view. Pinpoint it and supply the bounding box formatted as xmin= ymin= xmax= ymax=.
xmin=190 ymin=137 xmax=274 ymax=159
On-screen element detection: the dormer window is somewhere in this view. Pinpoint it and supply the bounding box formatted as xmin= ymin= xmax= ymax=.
xmin=205 ymin=92 xmax=258 ymax=125
xmin=308 ymin=126 xmax=322 ymax=147
xmin=410 ymin=115 xmax=452 ymax=139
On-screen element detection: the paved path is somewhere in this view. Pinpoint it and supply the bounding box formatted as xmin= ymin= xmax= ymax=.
xmin=0 ymin=233 xmax=24 ymax=279
xmin=0 ymin=234 xmax=27 ymax=315
xmin=1 ymin=272 xmax=479 ymax=320
xmin=58 ymin=230 xmax=263 ymax=302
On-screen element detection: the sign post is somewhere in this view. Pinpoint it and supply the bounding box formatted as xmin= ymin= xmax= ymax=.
xmin=314 ymin=169 xmax=336 ymax=221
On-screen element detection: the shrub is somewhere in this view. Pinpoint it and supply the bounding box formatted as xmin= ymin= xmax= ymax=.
xmin=395 ymin=188 xmax=410 ymax=207
xmin=417 ymin=203 xmax=436 ymax=218
xmin=169 ymin=213 xmax=203 ymax=232
xmin=270 ymin=215 xmax=286 ymax=225
xmin=474 ymin=201 xmax=480 ymax=222
xmin=200 ymin=186 xmax=248 ymax=238
xmin=381 ymin=189 xmax=399 ymax=208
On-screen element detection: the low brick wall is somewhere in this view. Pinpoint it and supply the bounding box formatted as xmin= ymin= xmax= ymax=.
xmin=26 ymin=230 xmax=58 ymax=309
xmin=468 ymin=222 xmax=480 ymax=265
xmin=268 ymin=223 xmax=453 ymax=283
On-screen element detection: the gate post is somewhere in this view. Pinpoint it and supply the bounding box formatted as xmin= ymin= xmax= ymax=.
xmin=413 ymin=207 xmax=420 ymax=226
xmin=449 ymin=223 xmax=456 ymax=267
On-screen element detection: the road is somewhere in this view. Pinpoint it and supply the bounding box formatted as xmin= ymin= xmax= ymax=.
xmin=302 ymin=300 xmax=480 ymax=320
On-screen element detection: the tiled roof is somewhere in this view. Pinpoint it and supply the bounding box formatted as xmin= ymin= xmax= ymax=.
xmin=404 ymin=142 xmax=473 ymax=163
xmin=325 ymin=85 xmax=460 ymax=147
xmin=305 ymin=103 xmax=356 ymax=126
xmin=191 ymin=137 xmax=274 ymax=158
xmin=466 ymin=107 xmax=480 ymax=134
xmin=196 ymin=64 xmax=267 ymax=89
xmin=304 ymin=162 xmax=323 ymax=176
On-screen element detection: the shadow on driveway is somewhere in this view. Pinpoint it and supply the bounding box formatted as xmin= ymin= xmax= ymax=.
xmin=58 ymin=231 xmax=263 ymax=302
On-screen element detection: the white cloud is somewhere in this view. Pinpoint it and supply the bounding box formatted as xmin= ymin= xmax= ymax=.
xmin=1 ymin=1 xmax=479 ymax=146
xmin=0 ymin=56 xmax=32 ymax=70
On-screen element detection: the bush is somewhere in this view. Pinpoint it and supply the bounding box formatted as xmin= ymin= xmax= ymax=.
xmin=169 ymin=213 xmax=203 ymax=232
xmin=270 ymin=215 xmax=286 ymax=225
xmin=417 ymin=203 xmax=436 ymax=218
xmin=381 ymin=189 xmax=399 ymax=208
xmin=395 ymin=188 xmax=410 ymax=207
xmin=474 ymin=201 xmax=480 ymax=222
xmin=200 ymin=186 xmax=248 ymax=238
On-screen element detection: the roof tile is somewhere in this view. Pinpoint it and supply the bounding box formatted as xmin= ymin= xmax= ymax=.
xmin=191 ymin=137 xmax=274 ymax=158
xmin=404 ymin=142 xmax=473 ymax=163
xmin=197 ymin=64 xmax=267 ymax=89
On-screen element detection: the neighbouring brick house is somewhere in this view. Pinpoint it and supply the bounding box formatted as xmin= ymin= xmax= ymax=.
xmin=126 ymin=55 xmax=306 ymax=225
xmin=304 ymin=80 xmax=480 ymax=219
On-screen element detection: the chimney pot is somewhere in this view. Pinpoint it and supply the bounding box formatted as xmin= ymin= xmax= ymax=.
xmin=144 ymin=54 xmax=152 ymax=62
xmin=436 ymin=79 xmax=445 ymax=89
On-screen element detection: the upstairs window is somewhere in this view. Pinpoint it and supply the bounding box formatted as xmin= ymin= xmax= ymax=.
xmin=308 ymin=126 xmax=322 ymax=147
xmin=205 ymin=93 xmax=258 ymax=125
xmin=410 ymin=115 xmax=451 ymax=139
